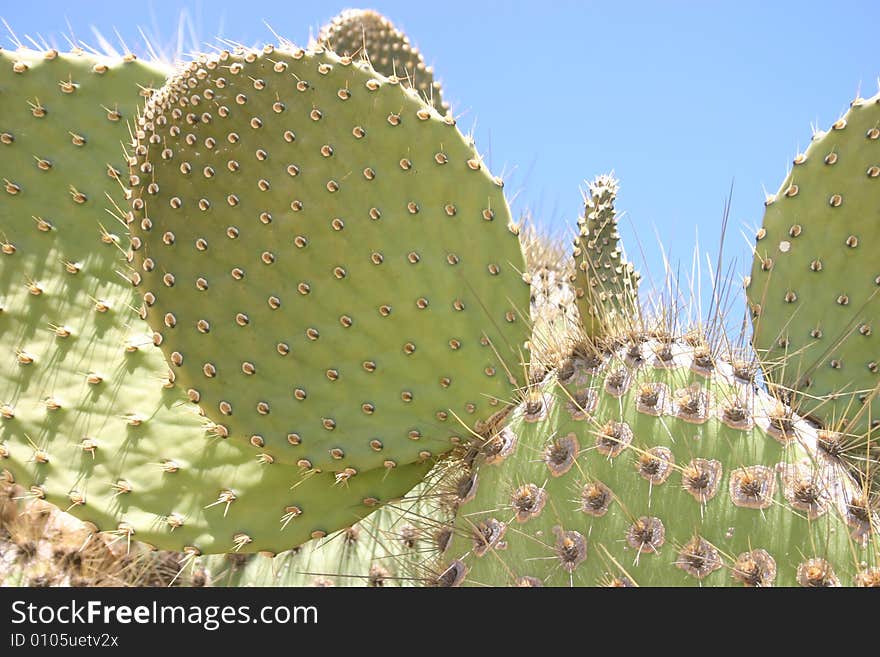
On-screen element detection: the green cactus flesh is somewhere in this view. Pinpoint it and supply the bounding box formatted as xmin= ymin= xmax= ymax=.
xmin=748 ymin=91 xmax=880 ymax=436
xmin=572 ymin=175 xmax=640 ymax=340
xmin=316 ymin=9 xmax=448 ymax=114
xmin=197 ymin=475 xmax=453 ymax=586
xmin=199 ymin=524 xmax=405 ymax=587
xmin=1 ymin=483 xmax=188 ymax=587
xmin=0 ymin=47 xmax=430 ymax=555
xmin=1 ymin=474 xmax=447 ymax=587
xmin=128 ymin=45 xmax=530 ymax=473
xmin=438 ymin=336 xmax=878 ymax=586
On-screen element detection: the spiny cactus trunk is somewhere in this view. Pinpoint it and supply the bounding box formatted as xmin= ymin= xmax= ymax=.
xmin=433 ymin=335 xmax=878 ymax=586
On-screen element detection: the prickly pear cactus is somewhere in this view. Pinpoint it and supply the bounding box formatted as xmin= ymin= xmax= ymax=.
xmin=748 ymin=91 xmax=880 ymax=435
xmin=316 ymin=9 xmax=449 ymax=114
xmin=0 ymin=47 xmax=431 ymax=555
xmin=436 ymin=335 xmax=878 ymax=586
xmin=572 ymin=176 xmax=640 ymax=340
xmin=127 ymin=44 xmax=530 ymax=475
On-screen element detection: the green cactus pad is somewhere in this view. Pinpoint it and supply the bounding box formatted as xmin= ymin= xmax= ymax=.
xmin=200 ymin=521 xmax=404 ymax=587
xmin=572 ymin=175 xmax=640 ymax=340
xmin=1 ymin=485 xmax=189 ymax=587
xmin=437 ymin=337 xmax=877 ymax=586
xmin=2 ymin=419 xmax=429 ymax=556
xmin=316 ymin=9 xmax=449 ymax=114
xmin=0 ymin=47 xmax=430 ymax=555
xmin=748 ymin=91 xmax=880 ymax=435
xmin=197 ymin=476 xmax=453 ymax=586
xmin=128 ymin=45 xmax=530 ymax=473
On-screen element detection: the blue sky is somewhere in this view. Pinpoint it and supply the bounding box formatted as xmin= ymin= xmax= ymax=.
xmin=3 ymin=1 xmax=877 ymax=321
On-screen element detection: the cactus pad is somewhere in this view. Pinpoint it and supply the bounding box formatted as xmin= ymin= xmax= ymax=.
xmin=128 ymin=45 xmax=530 ymax=473
xmin=572 ymin=175 xmax=640 ymax=340
xmin=748 ymin=91 xmax=880 ymax=435
xmin=436 ymin=336 xmax=877 ymax=586
xmin=316 ymin=9 xmax=449 ymax=114
xmin=198 ymin=477 xmax=451 ymax=586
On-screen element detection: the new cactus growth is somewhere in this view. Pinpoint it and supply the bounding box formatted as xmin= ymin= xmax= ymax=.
xmin=572 ymin=175 xmax=640 ymax=340
xmin=748 ymin=91 xmax=880 ymax=437
xmin=127 ymin=44 xmax=530 ymax=475
xmin=316 ymin=9 xmax=449 ymax=114
xmin=0 ymin=47 xmax=431 ymax=555
xmin=435 ymin=335 xmax=878 ymax=586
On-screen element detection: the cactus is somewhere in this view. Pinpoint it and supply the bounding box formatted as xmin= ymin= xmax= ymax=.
xmin=1 ymin=472 xmax=451 ymax=587
xmin=432 ymin=333 xmax=878 ymax=586
xmin=197 ymin=524 xmax=405 ymax=587
xmin=2 ymin=15 xmax=876 ymax=589
xmin=316 ymin=9 xmax=449 ymax=114
xmin=748 ymin=90 xmax=880 ymax=437
xmin=571 ymin=175 xmax=640 ymax=340
xmin=0 ymin=47 xmax=431 ymax=555
xmin=1 ymin=482 xmax=187 ymax=587
xmin=127 ymin=44 xmax=530 ymax=477
xmin=195 ymin=470 xmax=454 ymax=586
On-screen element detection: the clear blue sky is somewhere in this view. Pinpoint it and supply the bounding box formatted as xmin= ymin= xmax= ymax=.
xmin=3 ymin=1 xmax=877 ymax=320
